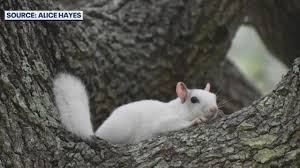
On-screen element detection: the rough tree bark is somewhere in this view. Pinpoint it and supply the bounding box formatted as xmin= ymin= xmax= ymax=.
xmin=1 ymin=0 xmax=298 ymax=167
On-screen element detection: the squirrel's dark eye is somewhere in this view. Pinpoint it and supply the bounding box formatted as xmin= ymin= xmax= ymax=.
xmin=191 ymin=96 xmax=199 ymax=103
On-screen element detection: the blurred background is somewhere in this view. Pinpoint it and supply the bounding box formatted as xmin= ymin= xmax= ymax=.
xmin=227 ymin=25 xmax=288 ymax=94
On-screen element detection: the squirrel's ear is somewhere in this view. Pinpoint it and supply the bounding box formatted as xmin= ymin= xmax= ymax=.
xmin=176 ymin=82 xmax=188 ymax=103
xmin=204 ymin=83 xmax=210 ymax=92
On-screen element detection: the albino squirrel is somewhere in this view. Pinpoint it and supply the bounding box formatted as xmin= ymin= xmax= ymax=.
xmin=53 ymin=73 xmax=218 ymax=144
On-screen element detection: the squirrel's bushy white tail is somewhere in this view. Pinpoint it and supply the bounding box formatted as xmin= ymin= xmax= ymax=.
xmin=53 ymin=73 xmax=93 ymax=138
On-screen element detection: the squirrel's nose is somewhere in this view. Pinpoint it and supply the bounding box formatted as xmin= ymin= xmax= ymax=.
xmin=208 ymin=106 xmax=218 ymax=113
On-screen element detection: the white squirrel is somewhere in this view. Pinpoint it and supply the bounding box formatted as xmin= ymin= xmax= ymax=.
xmin=53 ymin=73 xmax=218 ymax=144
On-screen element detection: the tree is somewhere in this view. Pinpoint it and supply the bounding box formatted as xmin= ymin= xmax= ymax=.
xmin=248 ymin=0 xmax=300 ymax=66
xmin=0 ymin=0 xmax=299 ymax=167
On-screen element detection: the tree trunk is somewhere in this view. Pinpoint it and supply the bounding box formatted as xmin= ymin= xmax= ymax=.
xmin=2 ymin=0 xmax=298 ymax=167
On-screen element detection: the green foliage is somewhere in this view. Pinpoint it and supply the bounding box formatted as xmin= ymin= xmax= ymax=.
xmin=227 ymin=26 xmax=287 ymax=94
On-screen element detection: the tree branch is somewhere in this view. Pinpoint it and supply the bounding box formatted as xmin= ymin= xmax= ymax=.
xmin=0 ymin=0 xmax=270 ymax=167
xmin=248 ymin=0 xmax=300 ymax=66
xmin=52 ymin=58 xmax=300 ymax=167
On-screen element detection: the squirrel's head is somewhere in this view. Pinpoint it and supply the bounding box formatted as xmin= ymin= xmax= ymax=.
xmin=176 ymin=82 xmax=218 ymax=120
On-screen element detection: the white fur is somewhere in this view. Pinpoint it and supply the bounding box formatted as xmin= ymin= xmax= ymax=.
xmin=53 ymin=73 xmax=218 ymax=144
xmin=53 ymin=73 xmax=93 ymax=138
xmin=95 ymin=99 xmax=192 ymax=144
xmin=96 ymin=89 xmax=218 ymax=144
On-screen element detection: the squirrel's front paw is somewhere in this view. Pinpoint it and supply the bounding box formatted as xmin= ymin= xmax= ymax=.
xmin=199 ymin=116 xmax=208 ymax=123
xmin=191 ymin=118 xmax=202 ymax=126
